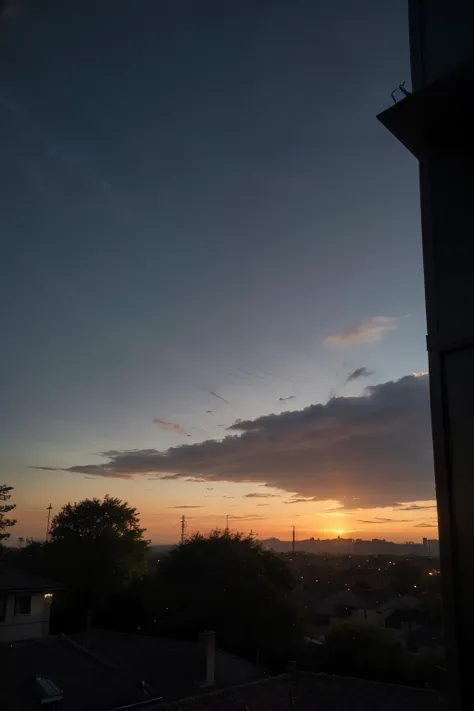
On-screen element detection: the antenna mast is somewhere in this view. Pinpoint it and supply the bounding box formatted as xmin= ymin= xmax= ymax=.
xmin=292 ymin=525 xmax=296 ymax=554
xmin=180 ymin=514 xmax=187 ymax=544
xmin=46 ymin=503 xmax=53 ymax=540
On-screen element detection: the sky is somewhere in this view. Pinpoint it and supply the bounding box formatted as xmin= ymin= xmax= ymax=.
xmin=0 ymin=1 xmax=437 ymax=544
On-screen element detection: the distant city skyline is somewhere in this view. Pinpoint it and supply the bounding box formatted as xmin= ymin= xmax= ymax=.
xmin=1 ymin=1 xmax=435 ymax=544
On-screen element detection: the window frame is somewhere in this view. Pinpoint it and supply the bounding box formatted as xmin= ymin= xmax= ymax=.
xmin=14 ymin=593 xmax=32 ymax=616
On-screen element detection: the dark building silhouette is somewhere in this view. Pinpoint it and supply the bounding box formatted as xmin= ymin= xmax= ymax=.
xmin=378 ymin=2 xmax=474 ymax=709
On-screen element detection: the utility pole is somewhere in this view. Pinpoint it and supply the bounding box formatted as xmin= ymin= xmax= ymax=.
xmin=46 ymin=503 xmax=52 ymax=539
xmin=225 ymin=514 xmax=229 ymax=530
xmin=180 ymin=515 xmax=186 ymax=544
xmin=292 ymin=525 xmax=296 ymax=554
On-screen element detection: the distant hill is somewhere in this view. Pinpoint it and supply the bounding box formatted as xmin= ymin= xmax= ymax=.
xmin=261 ymin=537 xmax=432 ymax=556
xmin=149 ymin=544 xmax=175 ymax=556
xmin=261 ymin=538 xmax=294 ymax=553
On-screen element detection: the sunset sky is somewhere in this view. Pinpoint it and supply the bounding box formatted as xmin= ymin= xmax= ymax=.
xmin=0 ymin=1 xmax=437 ymax=544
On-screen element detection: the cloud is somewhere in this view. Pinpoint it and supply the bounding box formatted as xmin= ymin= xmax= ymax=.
xmin=283 ymin=498 xmax=316 ymax=504
xmin=357 ymin=517 xmax=413 ymax=523
xmin=257 ymin=504 xmax=270 ymax=507
xmin=244 ymin=493 xmax=280 ymax=498
xmin=346 ymin=367 xmax=374 ymax=383
xmin=28 ymin=466 xmax=59 ymax=471
xmin=228 ymin=515 xmax=266 ymax=521
xmin=153 ymin=419 xmax=186 ymax=435
xmin=324 ymin=317 xmax=398 ymax=346
xmin=167 ymin=505 xmax=203 ymax=509
xmin=36 ymin=374 xmax=434 ymax=509
xmin=414 ymin=522 xmax=438 ymax=528
xmin=209 ymin=391 xmax=230 ymax=404
xmin=395 ymin=504 xmax=437 ymax=511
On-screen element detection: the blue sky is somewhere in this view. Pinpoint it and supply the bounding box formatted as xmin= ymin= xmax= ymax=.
xmin=0 ymin=1 xmax=435 ymax=542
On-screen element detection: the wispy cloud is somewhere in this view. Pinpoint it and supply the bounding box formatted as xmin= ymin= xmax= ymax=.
xmin=324 ymin=317 xmax=398 ymax=347
xmin=357 ymin=517 xmax=413 ymax=524
xmin=228 ymin=515 xmax=266 ymax=521
xmin=167 ymin=505 xmax=203 ymax=509
xmin=209 ymin=391 xmax=230 ymax=404
xmin=346 ymin=367 xmax=374 ymax=383
xmin=153 ymin=419 xmax=186 ymax=435
xmin=244 ymin=493 xmax=280 ymax=498
xmin=283 ymin=498 xmax=315 ymax=505
xmin=395 ymin=503 xmax=437 ymax=511
xmin=414 ymin=522 xmax=438 ymax=528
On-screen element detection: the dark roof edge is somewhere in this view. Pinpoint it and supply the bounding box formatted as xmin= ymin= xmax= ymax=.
xmin=295 ymin=671 xmax=445 ymax=696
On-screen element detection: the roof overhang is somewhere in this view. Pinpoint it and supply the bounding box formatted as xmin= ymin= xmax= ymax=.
xmin=377 ymin=61 xmax=474 ymax=158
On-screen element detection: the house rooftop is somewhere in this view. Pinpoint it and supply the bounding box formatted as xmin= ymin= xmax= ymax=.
xmin=156 ymin=671 xmax=447 ymax=711
xmin=71 ymin=628 xmax=262 ymax=701
xmin=0 ymin=634 xmax=153 ymax=711
xmin=0 ymin=563 xmax=61 ymax=593
xmin=0 ymin=628 xmax=261 ymax=711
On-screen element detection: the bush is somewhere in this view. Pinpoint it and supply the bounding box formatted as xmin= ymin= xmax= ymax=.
xmin=324 ymin=619 xmax=404 ymax=681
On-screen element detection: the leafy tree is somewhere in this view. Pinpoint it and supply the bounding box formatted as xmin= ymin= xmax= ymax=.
xmin=324 ymin=619 xmax=404 ymax=681
xmin=5 ymin=539 xmax=51 ymax=575
xmin=48 ymin=495 xmax=149 ymax=609
xmin=153 ymin=529 xmax=300 ymax=662
xmin=0 ymin=484 xmax=16 ymax=545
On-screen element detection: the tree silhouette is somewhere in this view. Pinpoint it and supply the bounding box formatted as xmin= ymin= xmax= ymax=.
xmin=324 ymin=618 xmax=404 ymax=681
xmin=0 ymin=484 xmax=16 ymax=544
xmin=48 ymin=495 xmax=149 ymax=609
xmin=153 ymin=529 xmax=300 ymax=661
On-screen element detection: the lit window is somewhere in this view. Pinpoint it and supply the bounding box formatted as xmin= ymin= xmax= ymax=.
xmin=44 ymin=593 xmax=53 ymax=601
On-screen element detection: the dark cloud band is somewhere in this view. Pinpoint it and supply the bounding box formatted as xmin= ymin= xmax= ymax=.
xmin=31 ymin=374 xmax=434 ymax=509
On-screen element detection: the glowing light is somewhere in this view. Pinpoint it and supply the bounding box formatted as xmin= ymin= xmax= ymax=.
xmin=336 ymin=529 xmax=345 ymax=536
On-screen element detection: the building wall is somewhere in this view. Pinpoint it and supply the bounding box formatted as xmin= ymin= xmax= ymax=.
xmin=409 ymin=0 xmax=474 ymax=90
xmin=407 ymin=2 xmax=474 ymax=706
xmin=0 ymin=592 xmax=52 ymax=643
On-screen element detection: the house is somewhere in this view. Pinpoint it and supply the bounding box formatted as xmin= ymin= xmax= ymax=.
xmin=1 ymin=628 xmax=262 ymax=711
xmin=0 ymin=564 xmax=60 ymax=643
xmin=351 ymin=592 xmax=422 ymax=627
xmin=312 ymin=589 xmax=366 ymax=626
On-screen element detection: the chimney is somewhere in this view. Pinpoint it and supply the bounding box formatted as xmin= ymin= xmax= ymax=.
xmin=200 ymin=630 xmax=216 ymax=686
